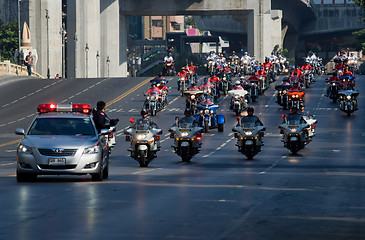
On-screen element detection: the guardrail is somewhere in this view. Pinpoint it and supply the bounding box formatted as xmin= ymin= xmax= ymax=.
xmin=0 ymin=60 xmax=43 ymax=78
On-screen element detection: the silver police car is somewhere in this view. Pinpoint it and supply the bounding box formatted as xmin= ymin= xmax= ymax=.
xmin=15 ymin=103 xmax=110 ymax=182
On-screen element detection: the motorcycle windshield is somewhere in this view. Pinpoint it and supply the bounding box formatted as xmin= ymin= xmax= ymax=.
xmin=178 ymin=117 xmax=198 ymax=128
xmin=286 ymin=114 xmax=303 ymax=125
xmin=240 ymin=116 xmax=262 ymax=128
xmin=135 ymin=120 xmax=152 ymax=131
xmin=149 ymin=91 xmax=159 ymax=97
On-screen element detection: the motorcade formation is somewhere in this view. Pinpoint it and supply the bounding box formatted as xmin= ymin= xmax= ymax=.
xmin=15 ymin=50 xmax=360 ymax=180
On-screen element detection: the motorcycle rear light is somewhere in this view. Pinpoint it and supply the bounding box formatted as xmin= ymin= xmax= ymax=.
xmin=259 ymin=132 xmax=264 ymax=137
xmin=154 ymin=135 xmax=160 ymax=141
xmin=236 ymin=117 xmax=241 ymax=122
xmin=234 ymin=132 xmax=239 ymax=138
xmin=282 ymin=114 xmax=286 ymax=118
xmin=196 ymin=133 xmax=202 ymax=140
xmin=280 ymin=129 xmax=284 ymax=134
xmin=129 ymin=118 xmax=135 ymax=123
xmin=125 ymin=135 xmax=130 ymax=141
xmin=170 ymin=132 xmax=174 ymax=138
xmin=175 ymin=116 xmax=179 ymax=121
xmin=108 ymin=132 xmax=114 ymax=138
xmin=312 ymin=124 xmax=316 ymax=129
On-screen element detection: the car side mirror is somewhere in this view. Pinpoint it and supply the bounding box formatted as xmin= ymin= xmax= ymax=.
xmin=15 ymin=128 xmax=25 ymax=135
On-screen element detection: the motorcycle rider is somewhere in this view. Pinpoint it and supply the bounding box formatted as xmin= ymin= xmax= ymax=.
xmin=288 ymin=81 xmax=304 ymax=93
xmin=291 ymin=66 xmax=304 ymax=79
xmin=229 ymin=51 xmax=240 ymax=60
xmin=93 ymin=100 xmax=119 ymax=133
xmin=237 ymin=107 xmax=264 ymax=146
xmin=233 ymin=80 xmax=244 ymax=90
xmin=255 ymin=66 xmax=267 ymax=78
xmin=334 ymin=61 xmax=346 ymax=72
xmin=188 ymin=83 xmax=200 ymax=91
xmin=177 ymin=67 xmax=189 ymax=91
xmin=340 ymin=66 xmax=353 ymax=77
xmin=200 ymin=78 xmax=213 ymax=90
xmin=137 ymin=109 xmax=159 ymax=128
xmin=145 ymin=82 xmax=161 ymax=95
xmin=163 ymin=52 xmax=175 ymax=74
xmin=187 ymin=61 xmax=198 ymax=83
xmin=326 ymin=72 xmax=341 ymax=97
xmin=176 ymin=108 xmax=199 ymax=127
xmin=301 ymin=61 xmax=314 ymax=71
xmin=241 ymin=52 xmax=251 ymax=62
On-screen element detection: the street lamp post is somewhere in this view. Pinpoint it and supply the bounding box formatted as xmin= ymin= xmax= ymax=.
xmin=96 ymin=51 xmax=100 ymax=78
xmin=85 ymin=43 xmax=89 ymax=78
xmin=46 ymin=9 xmax=50 ymax=79
xmin=17 ymin=0 xmax=21 ymax=75
xmin=74 ymin=33 xmax=78 ymax=77
xmin=60 ymin=23 xmax=66 ymax=78
xmin=106 ymin=56 xmax=110 ymax=78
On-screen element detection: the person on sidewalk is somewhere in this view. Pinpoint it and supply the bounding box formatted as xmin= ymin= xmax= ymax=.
xmin=25 ymin=52 xmax=34 ymax=76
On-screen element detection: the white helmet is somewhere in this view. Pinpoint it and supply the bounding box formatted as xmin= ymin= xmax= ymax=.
xmin=235 ymin=80 xmax=241 ymax=85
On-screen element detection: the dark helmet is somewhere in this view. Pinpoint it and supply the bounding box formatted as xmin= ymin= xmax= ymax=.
xmin=247 ymin=107 xmax=254 ymax=113
xmin=96 ymin=100 xmax=106 ymax=111
xmin=265 ymin=57 xmax=269 ymax=62
xmin=141 ymin=109 xmax=148 ymax=116
xmin=158 ymin=73 xmax=163 ymax=77
xmin=184 ymin=108 xmax=192 ymax=116
xmin=151 ymin=81 xmax=157 ymax=86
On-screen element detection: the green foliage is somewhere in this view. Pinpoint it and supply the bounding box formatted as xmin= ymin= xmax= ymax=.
xmin=351 ymin=29 xmax=365 ymax=51
xmin=185 ymin=16 xmax=196 ymax=28
xmin=0 ymin=21 xmax=19 ymax=63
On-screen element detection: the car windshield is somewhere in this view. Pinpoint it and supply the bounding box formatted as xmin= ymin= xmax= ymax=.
xmin=240 ymin=116 xmax=261 ymax=128
xmin=28 ymin=117 xmax=96 ymax=136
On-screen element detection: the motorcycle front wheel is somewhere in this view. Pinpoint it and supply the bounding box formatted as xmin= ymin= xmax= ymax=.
xmin=139 ymin=150 xmax=147 ymax=167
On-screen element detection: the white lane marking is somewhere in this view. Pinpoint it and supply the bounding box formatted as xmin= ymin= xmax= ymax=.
xmin=131 ymin=168 xmax=161 ymax=175
xmin=260 ymin=156 xmax=286 ymax=174
xmin=202 ymin=136 xmax=235 ymax=158
xmin=0 ymin=162 xmax=15 ymax=166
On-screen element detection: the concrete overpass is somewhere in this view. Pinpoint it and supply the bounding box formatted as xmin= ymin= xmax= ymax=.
xmin=18 ymin=0 xmax=284 ymax=78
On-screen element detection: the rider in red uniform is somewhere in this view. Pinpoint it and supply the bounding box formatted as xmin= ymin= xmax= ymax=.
xmin=291 ymin=66 xmax=304 ymax=78
xmin=255 ymin=66 xmax=267 ymax=78
xmin=145 ymin=82 xmax=161 ymax=95
xmin=340 ymin=67 xmax=353 ymax=76
xmin=301 ymin=61 xmax=314 ymax=71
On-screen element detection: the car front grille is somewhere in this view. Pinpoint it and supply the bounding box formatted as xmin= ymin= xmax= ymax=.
xmin=38 ymin=148 xmax=77 ymax=156
xmin=38 ymin=164 xmax=77 ymax=170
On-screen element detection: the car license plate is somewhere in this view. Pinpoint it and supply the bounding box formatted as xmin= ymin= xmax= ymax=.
xmin=49 ymin=158 xmax=66 ymax=165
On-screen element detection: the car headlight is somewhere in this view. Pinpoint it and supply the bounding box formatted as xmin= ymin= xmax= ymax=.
xmin=18 ymin=144 xmax=33 ymax=154
xmin=83 ymin=145 xmax=99 ymax=154
xmin=136 ymin=134 xmax=147 ymax=140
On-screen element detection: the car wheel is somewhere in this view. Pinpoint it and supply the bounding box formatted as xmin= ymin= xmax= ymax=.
xmin=91 ymin=163 xmax=104 ymax=181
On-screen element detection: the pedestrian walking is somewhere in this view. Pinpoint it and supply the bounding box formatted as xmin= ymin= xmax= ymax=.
xmin=25 ymin=52 xmax=34 ymax=76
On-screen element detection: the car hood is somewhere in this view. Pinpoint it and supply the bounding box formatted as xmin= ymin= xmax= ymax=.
xmin=23 ymin=135 xmax=99 ymax=149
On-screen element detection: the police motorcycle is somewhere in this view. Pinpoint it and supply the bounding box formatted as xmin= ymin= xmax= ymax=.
xmin=279 ymin=112 xmax=317 ymax=154
xmin=184 ymin=89 xmax=203 ymax=114
xmin=124 ymin=117 xmax=162 ymax=167
xmin=275 ymin=79 xmax=292 ymax=109
xmin=219 ymin=72 xmax=232 ymax=95
xmin=241 ymin=58 xmax=251 ymax=75
xmin=194 ymin=99 xmax=225 ymax=133
xmin=168 ymin=114 xmax=203 ymax=162
xmin=228 ymin=87 xmax=249 ymax=116
xmin=338 ymin=87 xmax=359 ymax=117
xmin=232 ymin=115 xmax=266 ymax=160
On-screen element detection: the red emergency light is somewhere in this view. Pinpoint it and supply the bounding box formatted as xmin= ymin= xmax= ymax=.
xmin=37 ymin=103 xmax=92 ymax=114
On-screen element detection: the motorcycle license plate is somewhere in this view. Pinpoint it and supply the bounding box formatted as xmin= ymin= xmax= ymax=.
xmin=136 ymin=131 xmax=149 ymax=134
xmin=179 ymin=129 xmax=191 ymax=132
xmin=49 ymin=158 xmax=66 ymax=165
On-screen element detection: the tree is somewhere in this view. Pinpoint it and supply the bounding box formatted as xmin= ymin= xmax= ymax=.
xmin=0 ymin=21 xmax=19 ymax=63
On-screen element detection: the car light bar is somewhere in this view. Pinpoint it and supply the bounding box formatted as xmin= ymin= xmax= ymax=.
xmin=37 ymin=103 xmax=92 ymax=114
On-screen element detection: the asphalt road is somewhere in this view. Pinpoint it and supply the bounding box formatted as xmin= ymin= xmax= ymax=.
xmin=0 ymin=73 xmax=364 ymax=240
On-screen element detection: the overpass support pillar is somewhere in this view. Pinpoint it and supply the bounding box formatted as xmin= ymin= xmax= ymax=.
xmin=247 ymin=11 xmax=272 ymax=63
xmin=101 ymin=0 xmax=127 ymax=78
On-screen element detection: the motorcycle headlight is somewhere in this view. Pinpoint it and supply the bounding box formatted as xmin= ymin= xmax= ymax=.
xmin=181 ymin=132 xmax=189 ymax=137
xmin=244 ymin=131 xmax=252 ymax=136
xmin=136 ymin=134 xmax=147 ymax=140
xmin=18 ymin=144 xmax=33 ymax=154
xmin=332 ymin=83 xmax=336 ymax=86
xmin=146 ymin=96 xmax=150 ymax=100
xmin=223 ymin=77 xmax=227 ymax=80
xmin=204 ymin=109 xmax=210 ymax=114
xmin=210 ymin=110 xmax=214 ymax=113
xmin=283 ymin=90 xmax=286 ymax=94
xmin=346 ymin=95 xmax=351 ymax=100
xmin=191 ymin=95 xmax=195 ymax=99
xmin=200 ymin=110 xmax=203 ymax=113
xmin=181 ymin=77 xmax=185 ymax=81
xmin=276 ymin=59 xmax=279 ymax=63
xmin=290 ymin=128 xmax=297 ymax=133
xmin=83 ymin=145 xmax=99 ymax=154
xmin=243 ymin=60 xmax=247 ymax=64
xmin=234 ymin=95 xmax=239 ymax=99
xmin=151 ymin=96 xmax=156 ymax=100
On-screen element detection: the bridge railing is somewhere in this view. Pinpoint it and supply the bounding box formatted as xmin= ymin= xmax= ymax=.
xmin=0 ymin=60 xmax=43 ymax=78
